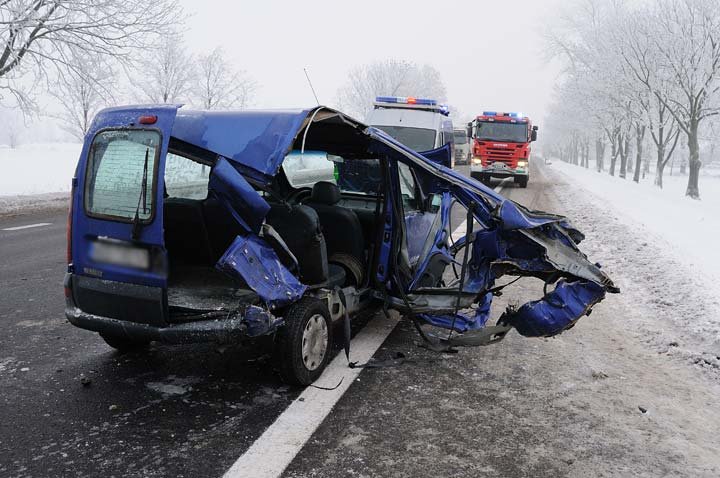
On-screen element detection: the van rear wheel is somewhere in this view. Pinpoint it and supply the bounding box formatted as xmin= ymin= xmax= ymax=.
xmin=100 ymin=333 xmax=149 ymax=352
xmin=275 ymin=298 xmax=333 ymax=386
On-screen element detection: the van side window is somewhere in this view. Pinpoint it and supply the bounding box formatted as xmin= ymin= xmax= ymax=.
xmin=397 ymin=162 xmax=419 ymax=212
xmin=164 ymin=153 xmax=209 ymax=200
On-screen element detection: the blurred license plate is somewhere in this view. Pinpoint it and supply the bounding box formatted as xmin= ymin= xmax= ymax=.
xmin=90 ymin=241 xmax=150 ymax=269
xmin=492 ymin=162 xmax=507 ymax=169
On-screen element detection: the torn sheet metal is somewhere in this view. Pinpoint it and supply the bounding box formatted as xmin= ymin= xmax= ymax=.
xmin=419 ymin=292 xmax=493 ymax=333
xmin=209 ymin=157 xmax=270 ymax=233
xmin=419 ymin=143 xmax=453 ymax=168
xmin=505 ymin=279 xmax=605 ymax=337
xmin=172 ymin=109 xmax=311 ymax=178
xmin=216 ymin=234 xmax=306 ymax=310
xmin=242 ymin=305 xmax=284 ymax=337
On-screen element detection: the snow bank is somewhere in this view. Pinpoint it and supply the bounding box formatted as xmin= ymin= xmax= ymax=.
xmin=544 ymin=163 xmax=720 ymax=376
xmin=550 ymin=161 xmax=720 ymax=290
xmin=0 ymin=143 xmax=81 ymax=196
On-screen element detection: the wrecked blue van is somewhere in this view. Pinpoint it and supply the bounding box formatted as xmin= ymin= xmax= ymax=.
xmin=65 ymin=105 xmax=617 ymax=385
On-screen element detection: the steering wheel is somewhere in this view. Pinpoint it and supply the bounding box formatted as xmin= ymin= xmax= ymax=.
xmin=287 ymin=187 xmax=313 ymax=205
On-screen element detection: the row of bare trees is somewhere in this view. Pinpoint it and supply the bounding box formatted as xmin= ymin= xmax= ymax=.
xmin=1 ymin=1 xmax=256 ymax=141
xmin=335 ymin=60 xmax=448 ymax=120
xmin=544 ymin=0 xmax=720 ymax=199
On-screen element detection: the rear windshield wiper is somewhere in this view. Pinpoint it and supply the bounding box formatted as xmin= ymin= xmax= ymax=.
xmin=131 ymin=148 xmax=150 ymax=241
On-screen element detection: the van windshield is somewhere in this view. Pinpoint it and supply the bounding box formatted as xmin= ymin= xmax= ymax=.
xmin=84 ymin=129 xmax=160 ymax=222
xmin=475 ymin=122 xmax=528 ymax=143
xmin=453 ymin=131 xmax=467 ymax=144
xmin=373 ymin=125 xmax=436 ymax=152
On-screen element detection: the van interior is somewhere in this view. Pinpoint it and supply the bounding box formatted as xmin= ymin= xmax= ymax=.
xmin=162 ymin=146 xmax=385 ymax=320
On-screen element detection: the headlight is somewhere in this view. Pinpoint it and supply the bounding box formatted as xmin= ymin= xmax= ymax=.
xmin=517 ymin=161 xmax=527 ymax=168
xmin=472 ymin=157 xmax=482 ymax=165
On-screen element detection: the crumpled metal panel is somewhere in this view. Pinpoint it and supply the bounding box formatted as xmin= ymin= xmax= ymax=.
xmin=418 ymin=292 xmax=493 ymax=333
xmin=506 ymin=280 xmax=606 ymax=337
xmin=419 ymin=143 xmax=453 ymax=168
xmin=171 ymin=108 xmax=312 ymax=177
xmin=208 ymin=157 xmax=270 ymax=233
xmin=216 ymin=235 xmax=306 ymax=310
xmin=242 ymin=305 xmax=284 ymax=337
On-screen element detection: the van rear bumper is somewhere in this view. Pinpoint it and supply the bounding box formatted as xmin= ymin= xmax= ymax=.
xmin=64 ymin=273 xmax=282 ymax=344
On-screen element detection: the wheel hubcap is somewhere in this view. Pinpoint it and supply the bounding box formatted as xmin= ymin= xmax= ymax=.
xmin=302 ymin=314 xmax=328 ymax=371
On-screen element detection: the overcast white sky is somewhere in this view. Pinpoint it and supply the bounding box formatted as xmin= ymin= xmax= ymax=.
xmin=0 ymin=0 xmax=565 ymax=144
xmin=179 ymin=0 xmax=563 ymax=123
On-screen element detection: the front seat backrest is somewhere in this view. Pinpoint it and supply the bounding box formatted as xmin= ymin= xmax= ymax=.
xmin=307 ymin=182 xmax=365 ymax=262
xmin=265 ymin=204 xmax=328 ymax=284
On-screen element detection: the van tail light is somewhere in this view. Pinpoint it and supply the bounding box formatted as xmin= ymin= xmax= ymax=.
xmin=67 ymin=182 xmax=74 ymax=265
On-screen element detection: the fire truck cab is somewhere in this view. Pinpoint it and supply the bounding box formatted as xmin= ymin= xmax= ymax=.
xmin=467 ymin=112 xmax=538 ymax=188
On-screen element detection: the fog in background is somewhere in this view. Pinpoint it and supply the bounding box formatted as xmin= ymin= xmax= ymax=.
xmin=1 ymin=0 xmax=561 ymax=143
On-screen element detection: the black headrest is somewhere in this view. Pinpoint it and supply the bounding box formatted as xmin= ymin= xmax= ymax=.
xmin=311 ymin=181 xmax=341 ymax=205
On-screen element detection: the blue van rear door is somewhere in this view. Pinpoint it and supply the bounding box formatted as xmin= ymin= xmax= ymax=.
xmin=71 ymin=106 xmax=179 ymax=289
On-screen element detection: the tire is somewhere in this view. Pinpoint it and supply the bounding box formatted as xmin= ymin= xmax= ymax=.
xmin=275 ymin=297 xmax=333 ymax=385
xmin=100 ymin=333 xmax=149 ymax=352
xmin=519 ymin=177 xmax=529 ymax=188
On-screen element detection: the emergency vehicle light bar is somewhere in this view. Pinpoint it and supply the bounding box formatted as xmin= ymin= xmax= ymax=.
xmin=376 ymin=96 xmax=438 ymax=106
xmin=483 ymin=111 xmax=525 ymax=118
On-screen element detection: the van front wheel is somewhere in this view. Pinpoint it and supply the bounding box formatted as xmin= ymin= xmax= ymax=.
xmin=100 ymin=333 xmax=149 ymax=352
xmin=276 ymin=298 xmax=333 ymax=386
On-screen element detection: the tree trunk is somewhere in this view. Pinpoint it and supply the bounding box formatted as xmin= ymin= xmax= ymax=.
xmin=619 ymin=136 xmax=629 ymax=179
xmin=686 ymin=122 xmax=701 ymax=199
xmin=595 ymin=138 xmax=605 ymax=172
xmin=654 ymin=145 xmax=665 ymax=188
xmin=633 ymin=125 xmax=645 ymax=183
xmin=584 ymin=142 xmax=590 ymax=169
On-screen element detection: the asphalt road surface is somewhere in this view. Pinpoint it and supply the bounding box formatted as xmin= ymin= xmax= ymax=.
xmin=1 ymin=163 xmax=719 ymax=478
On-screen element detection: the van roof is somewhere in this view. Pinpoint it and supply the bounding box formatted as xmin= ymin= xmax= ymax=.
xmin=89 ymin=105 xmax=366 ymax=180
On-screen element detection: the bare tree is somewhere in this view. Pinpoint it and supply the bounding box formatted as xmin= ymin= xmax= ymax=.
xmin=136 ymin=35 xmax=194 ymax=104
xmin=336 ymin=60 xmax=447 ymax=119
xmin=195 ymin=47 xmax=256 ymax=110
xmin=0 ymin=0 xmax=183 ymax=112
xmin=51 ymin=56 xmax=115 ymax=140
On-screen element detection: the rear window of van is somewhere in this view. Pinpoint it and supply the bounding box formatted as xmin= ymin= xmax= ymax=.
xmin=84 ymin=130 xmax=161 ymax=222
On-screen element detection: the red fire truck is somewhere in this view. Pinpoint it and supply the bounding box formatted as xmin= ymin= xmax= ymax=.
xmin=468 ymin=111 xmax=538 ymax=188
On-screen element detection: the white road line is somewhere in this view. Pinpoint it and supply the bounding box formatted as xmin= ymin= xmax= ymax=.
xmin=223 ymin=313 xmax=400 ymax=478
xmin=223 ymin=176 xmax=509 ymax=478
xmin=1 ymin=222 xmax=52 ymax=231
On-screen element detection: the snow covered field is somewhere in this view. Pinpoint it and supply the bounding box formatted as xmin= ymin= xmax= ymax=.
xmin=548 ymin=161 xmax=720 ymax=375
xmin=0 ymin=143 xmax=80 ymax=196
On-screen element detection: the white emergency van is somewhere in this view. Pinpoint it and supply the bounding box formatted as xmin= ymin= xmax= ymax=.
xmin=366 ymin=96 xmax=455 ymax=168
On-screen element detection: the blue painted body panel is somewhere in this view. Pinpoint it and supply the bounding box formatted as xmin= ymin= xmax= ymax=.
xmin=216 ymin=234 xmax=307 ymax=310
xmin=171 ymin=108 xmax=312 ymax=179
xmin=208 ymin=157 xmax=270 ymax=233
xmin=507 ymin=280 xmax=605 ymax=337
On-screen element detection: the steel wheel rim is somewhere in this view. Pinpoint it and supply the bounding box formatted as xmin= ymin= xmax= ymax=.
xmin=301 ymin=313 xmax=328 ymax=371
